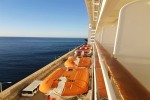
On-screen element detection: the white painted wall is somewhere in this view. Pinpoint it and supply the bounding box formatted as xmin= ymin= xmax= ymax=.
xmin=101 ymin=25 xmax=116 ymax=46
xmin=101 ymin=25 xmax=116 ymax=54
xmin=114 ymin=0 xmax=150 ymax=58
xmin=113 ymin=0 xmax=150 ymax=92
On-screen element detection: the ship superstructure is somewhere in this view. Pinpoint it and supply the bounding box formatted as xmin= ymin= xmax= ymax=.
xmin=86 ymin=0 xmax=150 ymax=99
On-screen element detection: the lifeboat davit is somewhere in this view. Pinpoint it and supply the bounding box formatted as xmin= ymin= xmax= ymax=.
xmin=39 ymin=67 xmax=89 ymax=96
xmin=64 ymin=56 xmax=91 ymax=67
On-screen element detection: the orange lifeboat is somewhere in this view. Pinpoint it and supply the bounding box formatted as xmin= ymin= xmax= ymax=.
xmin=81 ymin=44 xmax=92 ymax=49
xmin=74 ymin=50 xmax=92 ymax=57
xmin=79 ymin=47 xmax=90 ymax=51
xmin=64 ymin=56 xmax=91 ymax=67
xmin=39 ymin=67 xmax=89 ymax=96
xmin=77 ymin=46 xmax=92 ymax=54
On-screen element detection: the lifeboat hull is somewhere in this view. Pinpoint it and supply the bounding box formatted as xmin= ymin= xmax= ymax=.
xmin=64 ymin=56 xmax=91 ymax=67
xmin=39 ymin=67 xmax=89 ymax=96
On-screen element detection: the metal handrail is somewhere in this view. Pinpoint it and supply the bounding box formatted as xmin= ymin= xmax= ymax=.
xmin=92 ymin=44 xmax=98 ymax=100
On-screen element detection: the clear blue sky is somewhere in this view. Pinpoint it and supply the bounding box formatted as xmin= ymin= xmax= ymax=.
xmin=0 ymin=0 xmax=89 ymax=38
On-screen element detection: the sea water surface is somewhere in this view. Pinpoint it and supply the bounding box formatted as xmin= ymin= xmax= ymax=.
xmin=0 ymin=37 xmax=85 ymax=90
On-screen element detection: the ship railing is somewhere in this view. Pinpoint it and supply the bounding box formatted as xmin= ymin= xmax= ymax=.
xmin=92 ymin=44 xmax=98 ymax=100
xmin=94 ymin=40 xmax=117 ymax=100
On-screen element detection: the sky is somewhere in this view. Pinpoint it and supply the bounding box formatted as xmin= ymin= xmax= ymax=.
xmin=0 ymin=0 xmax=89 ymax=38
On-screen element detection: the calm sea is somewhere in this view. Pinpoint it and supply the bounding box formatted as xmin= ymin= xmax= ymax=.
xmin=0 ymin=37 xmax=85 ymax=90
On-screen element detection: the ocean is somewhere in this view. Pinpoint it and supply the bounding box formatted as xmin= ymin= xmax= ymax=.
xmin=0 ymin=37 xmax=85 ymax=90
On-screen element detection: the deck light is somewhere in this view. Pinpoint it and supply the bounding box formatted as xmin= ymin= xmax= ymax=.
xmin=0 ymin=82 xmax=12 ymax=92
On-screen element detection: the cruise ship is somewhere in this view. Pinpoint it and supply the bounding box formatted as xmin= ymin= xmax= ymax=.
xmin=0 ymin=0 xmax=150 ymax=100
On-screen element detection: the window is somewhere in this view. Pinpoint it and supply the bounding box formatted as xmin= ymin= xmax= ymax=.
xmin=22 ymin=91 xmax=33 ymax=94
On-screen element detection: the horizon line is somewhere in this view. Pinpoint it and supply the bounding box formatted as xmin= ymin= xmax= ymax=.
xmin=0 ymin=36 xmax=87 ymax=39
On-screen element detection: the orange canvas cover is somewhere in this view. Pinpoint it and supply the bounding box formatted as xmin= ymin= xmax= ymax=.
xmin=64 ymin=56 xmax=91 ymax=67
xmin=39 ymin=67 xmax=89 ymax=96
